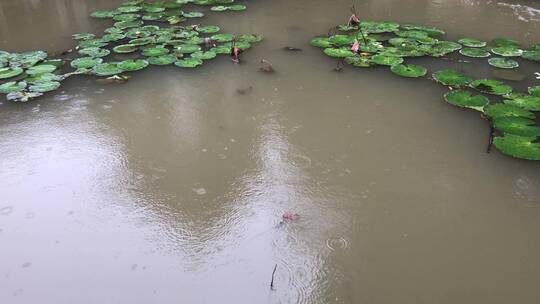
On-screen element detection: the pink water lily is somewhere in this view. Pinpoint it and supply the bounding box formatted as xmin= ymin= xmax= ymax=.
xmin=351 ymin=40 xmax=360 ymax=53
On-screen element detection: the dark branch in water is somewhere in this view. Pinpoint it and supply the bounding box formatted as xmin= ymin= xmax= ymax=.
xmin=270 ymin=264 xmax=277 ymax=290
xmin=486 ymin=122 xmax=495 ymax=154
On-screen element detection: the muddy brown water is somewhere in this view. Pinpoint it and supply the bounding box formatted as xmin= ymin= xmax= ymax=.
xmin=1 ymin=0 xmax=540 ymax=303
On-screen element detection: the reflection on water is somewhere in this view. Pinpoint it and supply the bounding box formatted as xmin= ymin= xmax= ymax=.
xmin=1 ymin=0 xmax=540 ymax=303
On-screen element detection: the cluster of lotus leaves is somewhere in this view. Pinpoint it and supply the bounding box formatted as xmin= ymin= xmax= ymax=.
xmin=0 ymin=0 xmax=261 ymax=102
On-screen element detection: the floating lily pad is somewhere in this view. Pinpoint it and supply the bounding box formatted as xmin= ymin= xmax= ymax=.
xmin=175 ymin=58 xmax=203 ymax=68
xmin=396 ymin=30 xmax=429 ymax=39
xmin=360 ymin=21 xmax=400 ymax=33
xmin=522 ymin=50 xmax=540 ymax=62
xmin=228 ymin=4 xmax=247 ymax=11
xmin=491 ymin=38 xmax=520 ymax=48
xmin=142 ymin=47 xmax=169 ymax=57
xmin=491 ymin=47 xmax=523 ymax=57
xmin=196 ymin=25 xmax=220 ymax=33
xmin=493 ymin=134 xmax=540 ymax=160
xmin=113 ymin=44 xmax=139 ymax=54
xmin=429 ymin=41 xmax=462 ymax=57
xmin=443 ymin=90 xmax=489 ymax=111
xmin=493 ymin=117 xmax=540 ymax=137
xmin=504 ymin=95 xmax=540 ymax=111
xmin=72 ymin=33 xmax=96 ymax=40
xmin=458 ymin=38 xmax=486 ymax=48
xmin=211 ymin=34 xmax=235 ymax=42
xmin=102 ymin=33 xmax=126 ymax=42
xmin=91 ymin=10 xmax=117 ymax=18
xmin=29 ymin=81 xmax=61 ymax=93
xmin=93 ymin=62 xmax=123 ymax=76
xmin=0 ymin=81 xmax=26 ymax=94
xmin=117 ymin=6 xmax=141 ymax=13
xmin=401 ymin=24 xmax=445 ymax=36
xmin=118 ymin=59 xmax=149 ymax=72
xmin=0 ymin=67 xmax=23 ymax=79
xmin=148 ymin=54 xmax=177 ymax=65
xmin=344 ymin=55 xmax=374 ymax=67
xmin=26 ymin=64 xmax=57 ymax=75
xmin=529 ymin=86 xmax=540 ymax=97
xmin=144 ymin=7 xmax=165 ymax=13
xmin=433 ymin=69 xmax=472 ymax=87
xmin=310 ymin=37 xmax=332 ymax=48
xmin=371 ymin=54 xmax=403 ymax=66
xmin=390 ymin=63 xmax=427 ymax=78
xmin=210 ymin=5 xmax=228 ymax=11
xmin=459 ymin=47 xmax=490 ymax=58
xmin=71 ymin=57 xmax=103 ymax=69
xmin=114 ymin=20 xmax=143 ymax=29
xmin=129 ymin=37 xmax=154 ymax=46
xmin=470 ymin=79 xmax=512 ymax=95
xmin=183 ymin=11 xmax=204 ymax=18
xmin=78 ymin=39 xmax=108 ymax=48
xmin=190 ymin=51 xmax=217 ymax=60
xmin=79 ymin=47 xmax=110 ymax=57
xmin=488 ymin=57 xmax=519 ymax=69
xmin=26 ymin=73 xmax=63 ymax=84
xmin=113 ymin=13 xmax=140 ymax=21
xmin=176 ymin=44 xmax=202 ymax=54
xmin=328 ymin=34 xmax=356 ymax=46
xmin=484 ymin=103 xmax=535 ymax=120
xmin=323 ymin=48 xmax=355 ymax=58
xmin=143 ymin=13 xmax=165 ymax=21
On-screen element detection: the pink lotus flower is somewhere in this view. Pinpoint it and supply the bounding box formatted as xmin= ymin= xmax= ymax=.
xmin=282 ymin=211 xmax=300 ymax=221
xmin=351 ymin=40 xmax=360 ymax=53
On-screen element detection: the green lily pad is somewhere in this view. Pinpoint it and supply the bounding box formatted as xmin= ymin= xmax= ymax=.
xmin=176 ymin=44 xmax=202 ymax=53
xmin=401 ymin=24 xmax=445 ymax=36
xmin=0 ymin=67 xmax=23 ymax=79
xmin=428 ymin=41 xmax=461 ymax=57
xmin=10 ymin=50 xmax=48 ymax=67
xmin=183 ymin=11 xmax=204 ymax=18
xmin=29 ymin=81 xmax=61 ymax=93
xmin=458 ymin=38 xmax=486 ymax=48
xmin=190 ymin=51 xmax=217 ymax=60
xmin=491 ymin=47 xmax=523 ymax=57
xmin=114 ymin=20 xmax=143 ymax=29
xmin=491 ymin=38 xmax=520 ymax=48
xmin=70 ymin=57 xmax=103 ymax=69
xmin=41 ymin=59 xmax=64 ymax=68
xmin=522 ymin=50 xmax=540 ymax=62
xmin=129 ymin=37 xmax=154 ymax=46
xmin=504 ymin=95 xmax=540 ymax=111
xmin=196 ymin=25 xmax=220 ymax=33
xmin=328 ymin=34 xmax=356 ymax=46
xmin=337 ymin=24 xmax=358 ymax=32
xmin=166 ymin=15 xmax=186 ymax=24
xmin=93 ymin=62 xmax=123 ymax=76
xmin=227 ymin=4 xmax=247 ymax=11
xmin=493 ymin=134 xmax=540 ymax=160
xmin=484 ymin=103 xmax=535 ymax=120
xmin=323 ymin=48 xmax=355 ymax=58
xmin=142 ymin=13 xmax=165 ymax=21
xmin=310 ymin=37 xmax=332 ymax=48
xmin=113 ymin=13 xmax=141 ymax=21
xmin=26 ymin=64 xmax=57 ymax=75
xmin=113 ymin=44 xmax=139 ymax=54
xmin=117 ymin=6 xmax=141 ymax=13
xmin=91 ymin=10 xmax=117 ymax=18
xmin=118 ymin=59 xmax=149 ymax=72
xmin=102 ymin=33 xmax=126 ymax=42
xmin=210 ymin=45 xmax=231 ymax=54
xmin=443 ymin=90 xmax=489 ymax=111
xmin=175 ymin=58 xmax=203 ymax=68
xmin=0 ymin=81 xmax=26 ymax=94
xmin=26 ymin=72 xmax=63 ymax=84
xmin=390 ymin=63 xmax=427 ymax=78
xmin=211 ymin=34 xmax=235 ymax=42
xmin=79 ymin=47 xmax=110 ymax=57
xmin=72 ymin=33 xmax=96 ymax=40
xmin=104 ymin=27 xmax=124 ymax=34
xmin=459 ymin=47 xmax=490 ymax=58
xmin=493 ymin=117 xmax=540 ymax=137
xmin=148 ymin=54 xmax=177 ymax=65
xmin=144 ymin=7 xmax=165 ymax=13
xmin=142 ymin=47 xmax=169 ymax=57
xmin=210 ymin=5 xmax=228 ymax=11
xmin=396 ymin=30 xmax=429 ymax=39
xmin=344 ymin=55 xmax=374 ymax=67
xmin=488 ymin=57 xmax=519 ymax=69
xmin=528 ymin=86 xmax=540 ymax=97
xmin=360 ymin=21 xmax=400 ymax=33
xmin=371 ymin=54 xmax=403 ymax=66
xmin=78 ymin=40 xmax=108 ymax=48
xmin=470 ymin=79 xmax=512 ymax=95
xmin=433 ymin=69 xmax=472 ymax=87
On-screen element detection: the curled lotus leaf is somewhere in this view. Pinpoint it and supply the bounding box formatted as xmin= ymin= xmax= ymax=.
xmin=401 ymin=24 xmax=445 ymax=36
xmin=142 ymin=47 xmax=170 ymax=57
xmin=148 ymin=54 xmax=177 ymax=65
xmin=91 ymin=10 xmax=117 ymax=18
xmin=238 ymin=34 xmax=263 ymax=43
xmin=176 ymin=44 xmax=202 ymax=53
xmin=484 ymin=103 xmax=535 ymax=120
xmin=116 ymin=6 xmax=141 ymax=13
xmin=470 ymin=79 xmax=512 ymax=95
xmin=113 ymin=44 xmax=139 ymax=53
xmin=72 ymin=33 xmax=96 ymax=40
xmin=0 ymin=81 xmax=26 ymax=94
xmin=491 ymin=46 xmax=523 ymax=57
xmin=211 ymin=34 xmax=235 ymax=42
xmin=371 ymin=54 xmax=403 ymax=66
xmin=323 ymin=48 xmax=355 ymax=58
xmin=114 ymin=20 xmax=144 ymax=29
xmin=493 ymin=134 xmax=540 ymax=160
xmin=344 ymin=55 xmax=374 ymax=67
xmin=227 ymin=4 xmax=247 ymax=11
xmin=458 ymin=38 xmax=486 ymax=48
xmin=79 ymin=47 xmax=110 ymax=57
xmin=433 ymin=69 xmax=472 ymax=87
xmin=183 ymin=11 xmax=204 ymax=18
xmin=196 ymin=26 xmax=220 ymax=33
xmin=522 ymin=50 xmax=540 ymax=62
xmin=390 ymin=63 xmax=427 ymax=78
xmin=93 ymin=62 xmax=123 ymax=76
xmin=491 ymin=38 xmax=520 ymax=48
xmin=443 ymin=90 xmax=489 ymax=111
xmin=190 ymin=51 xmax=217 ymax=60
xmin=493 ymin=117 xmax=540 ymax=137
xmin=310 ymin=37 xmax=332 ymax=48
xmin=488 ymin=57 xmax=519 ymax=69
xmin=113 ymin=13 xmax=141 ymax=21
xmin=210 ymin=5 xmax=228 ymax=11
xmin=328 ymin=34 xmax=356 ymax=46
xmin=174 ymin=58 xmax=203 ymax=68
xmin=528 ymin=86 xmax=540 ymax=97
xmin=26 ymin=64 xmax=57 ymax=75
xmin=0 ymin=67 xmax=23 ymax=79
xmin=29 ymin=81 xmax=61 ymax=93
xmin=503 ymin=95 xmax=540 ymax=111
xmin=360 ymin=21 xmax=400 ymax=33
xmin=118 ymin=59 xmax=149 ymax=72
xmin=459 ymin=47 xmax=490 ymax=58
xmin=70 ymin=57 xmax=103 ymax=69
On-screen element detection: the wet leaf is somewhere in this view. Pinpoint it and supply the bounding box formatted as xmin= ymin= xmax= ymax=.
xmin=310 ymin=37 xmax=332 ymax=48
xmin=484 ymin=103 xmax=535 ymax=120
xmin=493 ymin=117 xmax=540 ymax=137
xmin=491 ymin=46 xmax=523 ymax=57
xmin=93 ymin=62 xmax=123 ymax=76
xmin=113 ymin=44 xmax=139 ymax=53
xmin=79 ymin=47 xmax=110 ymax=57
xmin=118 ymin=59 xmax=149 ymax=72
xmin=470 ymin=79 xmax=512 ymax=95
xmin=503 ymin=95 xmax=540 ymax=111
xmin=142 ymin=47 xmax=169 ymax=57
xmin=26 ymin=64 xmax=57 ymax=75
xmin=29 ymin=81 xmax=61 ymax=93
xmin=0 ymin=67 xmax=23 ymax=79
xmin=147 ymin=54 xmax=177 ymax=65
xmin=71 ymin=57 xmax=103 ymax=69
xmin=0 ymin=81 xmax=26 ymax=94
xmin=323 ymin=48 xmax=355 ymax=58
xmin=493 ymin=134 xmax=540 ymax=160
xmin=459 ymin=47 xmax=490 ymax=58
xmin=174 ymin=58 xmax=203 ymax=68
xmin=458 ymin=38 xmax=486 ymax=48
xmin=371 ymin=54 xmax=403 ymax=66
xmin=433 ymin=69 xmax=472 ymax=87
xmin=488 ymin=57 xmax=519 ymax=69
xmin=443 ymin=90 xmax=489 ymax=111
xmin=529 ymin=86 xmax=540 ymax=97
xmin=390 ymin=63 xmax=427 ymax=78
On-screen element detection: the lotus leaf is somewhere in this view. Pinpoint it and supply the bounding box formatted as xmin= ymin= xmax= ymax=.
xmin=491 ymin=47 xmax=523 ymax=57
xmin=401 ymin=24 xmax=445 ymax=36
xmin=175 ymin=58 xmax=203 ymax=68
xmin=458 ymin=38 xmax=486 ymax=48
xmin=484 ymin=103 xmax=535 ymax=119
xmin=0 ymin=81 xmax=26 ymax=94
xmin=176 ymin=44 xmax=202 ymax=53
xmin=129 ymin=37 xmax=154 ymax=45
xmin=114 ymin=20 xmax=143 ymax=29
xmin=522 ymin=50 xmax=540 ymax=62
xmin=196 ymin=26 xmax=220 ymax=33
xmin=73 ymin=33 xmax=96 ymax=40
xmin=227 ymin=4 xmax=247 ymax=11
xmin=390 ymin=63 xmax=427 ymax=78
xmin=0 ymin=67 xmax=23 ymax=79
xmin=323 ymin=48 xmax=355 ymax=58
xmin=488 ymin=57 xmax=519 ymax=69
xmin=143 ymin=13 xmax=165 ymax=20
xmin=504 ymin=95 xmax=540 ymax=111
xmin=29 ymin=81 xmax=61 ymax=93
xmin=529 ymin=86 xmax=540 ymax=97
xmin=344 ymin=55 xmax=374 ymax=67
xmin=328 ymin=34 xmax=356 ymax=46
xmin=26 ymin=64 xmax=57 ymax=75
xmin=26 ymin=73 xmax=63 ymax=84
xmin=118 ymin=59 xmax=149 ymax=72
xmin=102 ymin=33 xmax=126 ymax=42
xmin=493 ymin=117 xmax=540 ymax=137
xmin=79 ymin=40 xmax=108 ymax=48
xmin=337 ymin=24 xmax=358 ymax=32
xmin=183 ymin=11 xmax=204 ymax=18
xmin=491 ymin=38 xmax=520 ymax=48
xmin=142 ymin=47 xmax=169 ymax=57
xmin=144 ymin=7 xmax=165 ymax=13
xmin=470 ymin=79 xmax=512 ymax=95
xmin=113 ymin=13 xmax=141 ymax=21
xmin=433 ymin=69 xmax=472 ymax=87
xmin=444 ymin=90 xmax=489 ymax=111
xmin=71 ymin=57 xmax=103 ymax=69
xmin=459 ymin=47 xmax=490 ymax=58
xmin=360 ymin=21 xmax=400 ymax=33
xmin=148 ymin=54 xmax=177 ymax=65
xmin=493 ymin=134 xmax=540 ymax=160
xmin=79 ymin=47 xmax=110 ymax=57
xmin=93 ymin=62 xmax=123 ymax=76
xmin=396 ymin=30 xmax=429 ymax=39
xmin=190 ymin=51 xmax=217 ymax=60
xmin=371 ymin=54 xmax=403 ymax=66
xmin=310 ymin=37 xmax=332 ymax=48
xmin=211 ymin=34 xmax=235 ymax=42
xmin=238 ymin=34 xmax=263 ymax=43
xmin=113 ymin=44 xmax=139 ymax=54
xmin=117 ymin=6 xmax=141 ymax=13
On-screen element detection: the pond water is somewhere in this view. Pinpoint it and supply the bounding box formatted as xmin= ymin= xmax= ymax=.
xmin=1 ymin=0 xmax=540 ymax=303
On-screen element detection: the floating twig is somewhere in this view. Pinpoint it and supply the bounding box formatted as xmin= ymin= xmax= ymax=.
xmin=270 ymin=264 xmax=277 ymax=290
xmin=283 ymin=46 xmax=302 ymax=52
